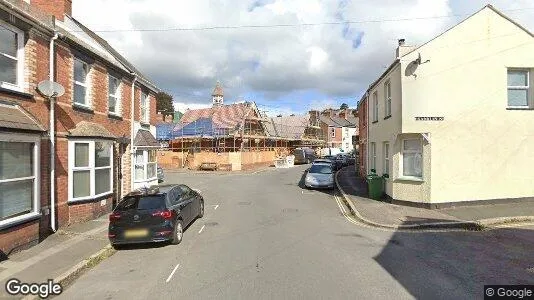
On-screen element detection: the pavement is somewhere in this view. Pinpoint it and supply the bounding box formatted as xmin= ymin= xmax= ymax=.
xmin=336 ymin=166 xmax=534 ymax=229
xmin=1 ymin=165 xmax=534 ymax=299
xmin=0 ymin=216 xmax=111 ymax=300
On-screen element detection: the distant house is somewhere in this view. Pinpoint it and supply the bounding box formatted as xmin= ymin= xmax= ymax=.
xmin=357 ymin=96 xmax=368 ymax=177
xmin=318 ymin=109 xmax=358 ymax=153
xmin=363 ymin=5 xmax=534 ymax=207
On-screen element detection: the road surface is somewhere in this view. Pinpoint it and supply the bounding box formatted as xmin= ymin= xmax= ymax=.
xmin=58 ymin=165 xmax=534 ymax=300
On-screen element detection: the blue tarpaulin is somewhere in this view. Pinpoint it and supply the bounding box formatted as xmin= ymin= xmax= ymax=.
xmin=172 ymin=118 xmax=230 ymax=138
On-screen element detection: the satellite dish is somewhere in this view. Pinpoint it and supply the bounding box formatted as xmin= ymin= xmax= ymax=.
xmin=37 ymin=80 xmax=65 ymax=98
xmin=405 ymin=60 xmax=419 ymax=77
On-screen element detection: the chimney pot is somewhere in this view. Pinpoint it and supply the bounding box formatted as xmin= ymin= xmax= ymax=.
xmin=398 ymin=39 xmax=406 ymax=46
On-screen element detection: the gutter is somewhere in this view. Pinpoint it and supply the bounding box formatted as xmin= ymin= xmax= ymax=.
xmin=49 ymin=25 xmax=59 ymax=232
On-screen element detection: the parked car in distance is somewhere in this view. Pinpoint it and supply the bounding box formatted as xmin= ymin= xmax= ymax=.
xmin=108 ymin=184 xmax=204 ymax=249
xmin=304 ymin=163 xmax=335 ymax=190
xmin=322 ymin=155 xmax=341 ymax=171
xmin=335 ymin=153 xmax=349 ymax=167
xmin=312 ymin=158 xmax=334 ymax=166
xmin=292 ymin=147 xmax=317 ymax=164
xmin=157 ymin=166 xmax=164 ymax=183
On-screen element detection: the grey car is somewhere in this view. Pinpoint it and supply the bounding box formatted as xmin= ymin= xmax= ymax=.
xmin=304 ymin=163 xmax=335 ymax=190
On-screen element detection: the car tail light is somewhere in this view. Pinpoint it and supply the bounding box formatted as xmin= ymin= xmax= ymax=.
xmin=152 ymin=209 xmax=174 ymax=220
xmin=109 ymin=212 xmax=121 ymax=222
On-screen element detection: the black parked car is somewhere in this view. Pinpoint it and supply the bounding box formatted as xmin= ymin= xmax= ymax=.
xmin=322 ymin=155 xmax=341 ymax=171
xmin=108 ymin=184 xmax=204 ymax=249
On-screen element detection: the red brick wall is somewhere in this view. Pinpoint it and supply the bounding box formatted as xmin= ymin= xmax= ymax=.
xmin=0 ymin=30 xmax=53 ymax=256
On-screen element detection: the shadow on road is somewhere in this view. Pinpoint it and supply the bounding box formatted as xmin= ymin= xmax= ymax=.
xmin=374 ymin=217 xmax=534 ymax=299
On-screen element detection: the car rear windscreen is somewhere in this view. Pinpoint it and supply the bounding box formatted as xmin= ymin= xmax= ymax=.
xmin=115 ymin=195 xmax=166 ymax=211
xmin=309 ymin=164 xmax=332 ymax=174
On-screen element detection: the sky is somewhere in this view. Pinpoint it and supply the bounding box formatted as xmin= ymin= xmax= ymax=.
xmin=72 ymin=0 xmax=534 ymax=116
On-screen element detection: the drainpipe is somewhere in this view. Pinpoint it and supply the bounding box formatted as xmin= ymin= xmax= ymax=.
xmin=49 ymin=30 xmax=59 ymax=232
xmin=130 ymin=73 xmax=137 ymax=191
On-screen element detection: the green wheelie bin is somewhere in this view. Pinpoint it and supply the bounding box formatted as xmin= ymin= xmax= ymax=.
xmin=366 ymin=173 xmax=384 ymax=200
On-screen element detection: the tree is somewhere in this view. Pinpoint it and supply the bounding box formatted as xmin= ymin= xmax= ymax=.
xmin=340 ymin=103 xmax=349 ymax=110
xmin=156 ymin=92 xmax=174 ymax=121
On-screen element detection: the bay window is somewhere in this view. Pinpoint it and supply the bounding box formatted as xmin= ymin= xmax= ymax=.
xmin=0 ymin=135 xmax=40 ymax=226
xmin=401 ymin=139 xmax=423 ymax=178
xmin=134 ymin=149 xmax=158 ymax=182
xmin=69 ymin=140 xmax=113 ymax=201
xmin=0 ymin=21 xmax=25 ymax=91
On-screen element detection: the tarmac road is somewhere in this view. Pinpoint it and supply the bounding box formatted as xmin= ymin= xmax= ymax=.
xmin=57 ymin=165 xmax=534 ymax=300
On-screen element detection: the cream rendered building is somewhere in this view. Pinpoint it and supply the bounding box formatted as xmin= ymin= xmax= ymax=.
xmin=365 ymin=5 xmax=534 ymax=208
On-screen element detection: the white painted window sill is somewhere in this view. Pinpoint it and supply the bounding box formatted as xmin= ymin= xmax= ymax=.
xmin=395 ymin=176 xmax=424 ymax=182
xmin=0 ymin=212 xmax=41 ymax=229
xmin=506 ymin=106 xmax=532 ymax=110
xmin=69 ymin=191 xmax=113 ymax=203
xmin=134 ymin=177 xmax=158 ymax=183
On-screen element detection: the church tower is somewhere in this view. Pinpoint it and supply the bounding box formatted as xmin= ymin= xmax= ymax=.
xmin=212 ymin=81 xmax=224 ymax=107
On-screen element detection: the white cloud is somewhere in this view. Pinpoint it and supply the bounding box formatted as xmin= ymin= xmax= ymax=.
xmin=72 ymin=0 xmax=534 ymax=111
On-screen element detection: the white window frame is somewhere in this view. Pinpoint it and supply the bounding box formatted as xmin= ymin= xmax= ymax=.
xmin=108 ymin=74 xmax=121 ymax=116
xmin=400 ymin=139 xmax=423 ymax=180
xmin=140 ymin=91 xmax=150 ymax=124
xmin=372 ymin=92 xmax=378 ymax=122
xmin=370 ymin=142 xmax=376 ymax=171
xmin=384 ymin=80 xmax=392 ymax=117
xmin=134 ymin=148 xmax=158 ymax=183
xmin=73 ymin=58 xmax=91 ymax=108
xmin=507 ymin=69 xmax=530 ymax=108
xmin=0 ymin=133 xmax=40 ymax=227
xmin=0 ymin=21 xmax=25 ymax=92
xmin=68 ymin=140 xmax=113 ymax=202
xmin=383 ymin=142 xmax=390 ymax=175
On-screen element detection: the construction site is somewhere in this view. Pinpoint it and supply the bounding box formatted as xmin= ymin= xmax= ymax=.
xmin=156 ymin=83 xmax=326 ymax=171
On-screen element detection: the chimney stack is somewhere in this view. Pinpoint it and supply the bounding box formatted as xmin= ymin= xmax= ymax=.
xmin=32 ymin=0 xmax=72 ymax=21
xmin=398 ymin=39 xmax=406 ymax=46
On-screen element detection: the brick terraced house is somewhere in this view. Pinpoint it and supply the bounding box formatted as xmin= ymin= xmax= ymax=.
xmin=0 ymin=0 xmax=160 ymax=257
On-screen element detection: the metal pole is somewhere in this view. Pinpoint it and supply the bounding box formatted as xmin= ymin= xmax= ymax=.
xmin=181 ymin=120 xmax=184 ymax=168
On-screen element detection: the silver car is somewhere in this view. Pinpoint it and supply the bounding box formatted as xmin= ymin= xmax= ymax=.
xmin=305 ymin=163 xmax=334 ymax=190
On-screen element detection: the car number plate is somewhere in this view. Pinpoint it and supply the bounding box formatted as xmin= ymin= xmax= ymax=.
xmin=124 ymin=229 xmax=148 ymax=238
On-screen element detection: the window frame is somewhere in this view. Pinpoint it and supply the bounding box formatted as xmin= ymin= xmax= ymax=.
xmin=0 ymin=20 xmax=25 ymax=92
xmin=370 ymin=142 xmax=376 ymax=171
xmin=108 ymin=74 xmax=121 ymax=116
xmin=68 ymin=140 xmax=113 ymax=202
xmin=400 ymin=139 xmax=423 ymax=179
xmin=331 ymin=127 xmax=335 ymax=138
xmin=73 ymin=58 xmax=91 ymax=108
xmin=372 ymin=91 xmax=378 ymax=122
xmin=507 ymin=68 xmax=530 ymax=108
xmin=0 ymin=133 xmax=41 ymax=227
xmin=383 ymin=142 xmax=390 ymax=175
xmin=384 ymin=80 xmax=392 ymax=117
xmin=134 ymin=149 xmax=158 ymax=183
xmin=140 ymin=91 xmax=150 ymax=124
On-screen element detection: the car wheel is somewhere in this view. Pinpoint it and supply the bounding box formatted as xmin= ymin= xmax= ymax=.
xmin=198 ymin=200 xmax=204 ymax=218
xmin=171 ymin=220 xmax=183 ymax=245
xmin=111 ymin=243 xmax=124 ymax=250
